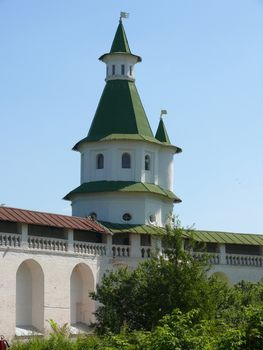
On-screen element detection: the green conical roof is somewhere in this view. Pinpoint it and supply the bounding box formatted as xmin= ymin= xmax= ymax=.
xmin=110 ymin=19 xmax=131 ymax=53
xmin=73 ymin=21 xmax=181 ymax=154
xmin=155 ymin=118 xmax=171 ymax=144
xmin=82 ymin=80 xmax=154 ymax=142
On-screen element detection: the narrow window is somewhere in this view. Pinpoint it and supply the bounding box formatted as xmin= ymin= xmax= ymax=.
xmin=97 ymin=153 xmax=104 ymax=169
xmin=121 ymin=64 xmax=125 ymax=75
xmin=107 ymin=66 xmax=109 ymax=76
xmin=129 ymin=66 xmax=132 ymax=75
xmin=112 ymin=65 xmax=115 ymax=75
xmin=145 ymin=155 xmax=150 ymax=170
xmin=122 ymin=153 xmax=131 ymax=169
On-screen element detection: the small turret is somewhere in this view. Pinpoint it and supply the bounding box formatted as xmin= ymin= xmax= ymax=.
xmin=99 ymin=19 xmax=141 ymax=82
xmin=155 ymin=117 xmax=171 ymax=144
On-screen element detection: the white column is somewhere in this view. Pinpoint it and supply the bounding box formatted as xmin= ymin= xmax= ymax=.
xmin=106 ymin=234 xmax=113 ymax=257
xmin=21 ymin=223 xmax=28 ymax=248
xmin=219 ymin=244 xmax=226 ymax=265
xmin=67 ymin=229 xmax=74 ymax=252
xmin=110 ymin=147 xmax=117 ymax=181
xmin=135 ymin=147 xmax=143 ymax=182
xmin=130 ymin=233 xmax=141 ymax=258
xmin=152 ymin=237 xmax=162 ymax=256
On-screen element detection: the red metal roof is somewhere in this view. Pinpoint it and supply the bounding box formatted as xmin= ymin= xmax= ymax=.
xmin=0 ymin=206 xmax=110 ymax=233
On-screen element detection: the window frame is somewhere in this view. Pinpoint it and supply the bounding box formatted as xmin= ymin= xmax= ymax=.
xmin=145 ymin=154 xmax=150 ymax=171
xmin=122 ymin=152 xmax=131 ymax=169
xmin=96 ymin=153 xmax=104 ymax=169
xmin=121 ymin=64 xmax=125 ymax=75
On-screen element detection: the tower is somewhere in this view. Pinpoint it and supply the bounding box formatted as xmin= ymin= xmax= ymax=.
xmin=64 ymin=18 xmax=182 ymax=228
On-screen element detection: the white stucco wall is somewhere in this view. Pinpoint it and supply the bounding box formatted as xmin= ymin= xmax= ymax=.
xmin=100 ymin=53 xmax=138 ymax=82
xmin=0 ymin=248 xmax=108 ymax=340
xmin=2 ymin=239 xmax=263 ymax=341
xmin=78 ymin=140 xmax=175 ymax=190
xmin=71 ymin=192 xmax=174 ymax=227
xmin=209 ymin=265 xmax=263 ymax=285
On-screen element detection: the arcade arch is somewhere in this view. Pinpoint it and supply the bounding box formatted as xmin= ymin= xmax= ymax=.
xmin=70 ymin=263 xmax=95 ymax=326
xmin=16 ymin=259 xmax=44 ymax=332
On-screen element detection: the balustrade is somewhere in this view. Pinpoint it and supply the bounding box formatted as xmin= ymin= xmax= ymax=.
xmin=192 ymin=252 xmax=220 ymax=265
xmin=141 ymin=247 xmax=151 ymax=258
xmin=28 ymin=236 xmax=68 ymax=252
xmin=2 ymin=229 xmax=263 ymax=266
xmin=226 ymin=254 xmax=263 ymax=267
xmin=0 ymin=233 xmax=21 ymax=247
xmin=112 ymin=245 xmax=130 ymax=258
xmin=74 ymin=241 xmax=106 ymax=256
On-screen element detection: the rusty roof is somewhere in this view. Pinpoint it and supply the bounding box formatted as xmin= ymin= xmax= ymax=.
xmin=0 ymin=206 xmax=110 ymax=233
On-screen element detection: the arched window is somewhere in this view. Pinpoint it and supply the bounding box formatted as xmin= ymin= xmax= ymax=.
xmin=97 ymin=154 xmax=104 ymax=169
xmin=122 ymin=153 xmax=131 ymax=169
xmin=145 ymin=155 xmax=150 ymax=171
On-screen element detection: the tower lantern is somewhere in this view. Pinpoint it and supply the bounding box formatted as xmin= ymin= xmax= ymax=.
xmin=99 ymin=17 xmax=141 ymax=82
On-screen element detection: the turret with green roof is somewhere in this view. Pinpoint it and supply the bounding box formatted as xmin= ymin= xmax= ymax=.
xmin=73 ymin=19 xmax=181 ymax=153
xmin=155 ymin=117 xmax=171 ymax=144
xmin=66 ymin=17 xmax=182 ymax=228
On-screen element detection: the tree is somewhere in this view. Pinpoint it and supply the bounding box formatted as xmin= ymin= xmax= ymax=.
xmin=91 ymin=226 xmax=224 ymax=334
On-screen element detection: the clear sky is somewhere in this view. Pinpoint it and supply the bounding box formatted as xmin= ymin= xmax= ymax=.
xmin=0 ymin=0 xmax=262 ymax=233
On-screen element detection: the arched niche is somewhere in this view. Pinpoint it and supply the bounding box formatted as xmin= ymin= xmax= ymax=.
xmin=16 ymin=259 xmax=44 ymax=332
xmin=70 ymin=263 xmax=95 ymax=327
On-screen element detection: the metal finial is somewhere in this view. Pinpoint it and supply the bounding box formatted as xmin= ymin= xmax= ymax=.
xmin=160 ymin=109 xmax=168 ymax=118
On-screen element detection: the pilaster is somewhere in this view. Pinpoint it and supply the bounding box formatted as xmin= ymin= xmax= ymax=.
xmin=67 ymin=229 xmax=74 ymax=252
xmin=21 ymin=223 xmax=28 ymax=249
xmin=219 ymin=243 xmax=226 ymax=265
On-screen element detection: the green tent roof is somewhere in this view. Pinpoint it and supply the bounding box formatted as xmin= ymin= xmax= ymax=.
xmin=110 ymin=20 xmax=131 ymax=54
xmin=73 ymin=79 xmax=182 ymax=152
xmin=64 ymin=181 xmax=181 ymax=202
xmin=73 ymin=21 xmax=181 ymax=153
xmin=75 ymin=80 xmax=154 ymax=142
xmin=155 ymin=118 xmax=171 ymax=144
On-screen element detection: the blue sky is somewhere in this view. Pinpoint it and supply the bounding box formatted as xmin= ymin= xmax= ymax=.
xmin=0 ymin=0 xmax=262 ymax=233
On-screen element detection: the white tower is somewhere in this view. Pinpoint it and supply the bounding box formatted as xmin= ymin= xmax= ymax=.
xmin=64 ymin=18 xmax=182 ymax=229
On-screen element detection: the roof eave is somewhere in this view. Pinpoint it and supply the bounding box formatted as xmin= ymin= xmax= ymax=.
xmin=99 ymin=52 xmax=142 ymax=63
xmin=73 ymin=136 xmax=182 ymax=153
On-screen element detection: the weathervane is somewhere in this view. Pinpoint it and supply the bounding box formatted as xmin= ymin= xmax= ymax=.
xmin=160 ymin=109 xmax=167 ymax=118
xmin=120 ymin=11 xmax=129 ymax=20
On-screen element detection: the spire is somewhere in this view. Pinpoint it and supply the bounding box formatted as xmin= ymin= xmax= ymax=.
xmin=110 ymin=19 xmax=131 ymax=54
xmin=155 ymin=118 xmax=171 ymax=144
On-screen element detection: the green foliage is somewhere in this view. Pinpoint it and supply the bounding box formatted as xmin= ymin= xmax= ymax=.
xmin=147 ymin=309 xmax=213 ymax=350
xmin=92 ymin=226 xmax=223 ymax=334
